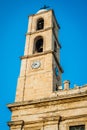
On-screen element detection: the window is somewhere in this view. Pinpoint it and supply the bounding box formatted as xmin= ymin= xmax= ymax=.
xmin=69 ymin=125 xmax=85 ymax=130
xmin=37 ymin=18 xmax=44 ymax=30
xmin=56 ymin=84 xmax=58 ymax=91
xmin=34 ymin=37 xmax=43 ymax=53
xmin=53 ymin=84 xmax=58 ymax=92
xmin=54 ymin=41 xmax=57 ymax=52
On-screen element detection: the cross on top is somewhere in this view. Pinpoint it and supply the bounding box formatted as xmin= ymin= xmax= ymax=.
xmin=40 ymin=5 xmax=50 ymax=10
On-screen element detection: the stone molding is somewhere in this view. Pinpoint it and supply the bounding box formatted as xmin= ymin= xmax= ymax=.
xmin=7 ymin=92 xmax=87 ymax=111
xmin=26 ymin=27 xmax=52 ymax=35
xmin=23 ymin=116 xmax=60 ymax=129
xmin=7 ymin=116 xmax=60 ymax=129
xmin=20 ymin=50 xmax=63 ymax=73
xmin=61 ymin=114 xmax=87 ymax=121
xmin=8 ymin=120 xmax=24 ymax=128
xmin=24 ymin=115 xmax=60 ymax=125
xmin=20 ymin=50 xmax=53 ymax=59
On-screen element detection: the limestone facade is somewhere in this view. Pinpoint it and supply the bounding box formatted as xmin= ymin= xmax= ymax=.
xmin=7 ymin=9 xmax=87 ymax=130
xmin=8 ymin=84 xmax=87 ymax=130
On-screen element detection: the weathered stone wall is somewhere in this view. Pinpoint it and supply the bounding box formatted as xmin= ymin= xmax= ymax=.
xmin=8 ymin=85 xmax=87 ymax=130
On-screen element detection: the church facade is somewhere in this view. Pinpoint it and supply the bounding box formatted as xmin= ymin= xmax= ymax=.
xmin=7 ymin=9 xmax=87 ymax=130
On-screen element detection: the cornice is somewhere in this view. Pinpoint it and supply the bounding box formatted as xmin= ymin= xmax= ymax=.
xmin=24 ymin=115 xmax=60 ymax=126
xmin=26 ymin=27 xmax=52 ymax=36
xmin=8 ymin=120 xmax=24 ymax=127
xmin=7 ymin=114 xmax=87 ymax=128
xmin=61 ymin=114 xmax=87 ymax=121
xmin=20 ymin=50 xmax=63 ymax=73
xmin=8 ymin=116 xmax=60 ymax=128
xmin=7 ymin=92 xmax=87 ymax=111
xmin=20 ymin=50 xmax=53 ymax=59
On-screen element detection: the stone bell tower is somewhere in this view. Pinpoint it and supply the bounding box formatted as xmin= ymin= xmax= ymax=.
xmin=15 ymin=8 xmax=63 ymax=102
xmin=7 ymin=8 xmax=64 ymax=130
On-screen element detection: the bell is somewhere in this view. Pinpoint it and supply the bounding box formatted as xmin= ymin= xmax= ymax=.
xmin=39 ymin=46 xmax=43 ymax=52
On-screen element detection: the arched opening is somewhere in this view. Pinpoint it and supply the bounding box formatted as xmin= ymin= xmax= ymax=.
xmin=36 ymin=38 xmax=43 ymax=52
xmin=37 ymin=18 xmax=44 ymax=30
xmin=34 ymin=37 xmax=43 ymax=53
xmin=56 ymin=84 xmax=58 ymax=91
xmin=54 ymin=41 xmax=57 ymax=52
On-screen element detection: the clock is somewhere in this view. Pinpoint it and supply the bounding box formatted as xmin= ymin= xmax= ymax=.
xmin=31 ymin=61 xmax=41 ymax=69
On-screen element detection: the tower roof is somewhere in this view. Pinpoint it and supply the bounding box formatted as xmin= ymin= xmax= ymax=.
xmin=36 ymin=9 xmax=47 ymax=14
xmin=36 ymin=5 xmax=50 ymax=14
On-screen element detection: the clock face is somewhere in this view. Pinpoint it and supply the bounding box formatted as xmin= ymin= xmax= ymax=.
xmin=31 ymin=61 xmax=41 ymax=69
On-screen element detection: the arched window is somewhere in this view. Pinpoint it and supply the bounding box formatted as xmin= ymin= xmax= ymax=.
xmin=37 ymin=18 xmax=44 ymax=30
xmin=34 ymin=37 xmax=43 ymax=53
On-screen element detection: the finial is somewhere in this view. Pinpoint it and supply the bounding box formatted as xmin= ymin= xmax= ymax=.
xmin=40 ymin=5 xmax=50 ymax=10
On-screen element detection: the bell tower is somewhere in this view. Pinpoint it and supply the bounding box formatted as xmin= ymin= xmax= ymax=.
xmin=15 ymin=9 xmax=63 ymax=102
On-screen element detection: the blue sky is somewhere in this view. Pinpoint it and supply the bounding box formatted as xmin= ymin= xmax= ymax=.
xmin=0 ymin=0 xmax=87 ymax=129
